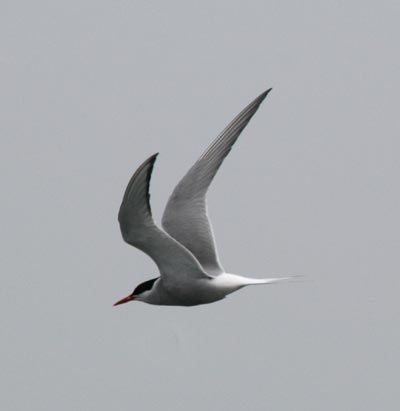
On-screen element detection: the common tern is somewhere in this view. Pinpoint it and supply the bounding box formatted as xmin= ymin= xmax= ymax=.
xmin=114 ymin=89 xmax=291 ymax=307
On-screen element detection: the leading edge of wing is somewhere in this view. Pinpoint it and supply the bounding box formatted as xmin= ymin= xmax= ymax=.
xmin=199 ymin=88 xmax=272 ymax=166
xmin=118 ymin=154 xmax=209 ymax=281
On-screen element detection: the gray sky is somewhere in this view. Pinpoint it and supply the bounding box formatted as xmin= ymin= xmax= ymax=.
xmin=1 ymin=1 xmax=399 ymax=410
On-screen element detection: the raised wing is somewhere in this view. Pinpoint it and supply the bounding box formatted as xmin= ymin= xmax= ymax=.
xmin=118 ymin=153 xmax=209 ymax=282
xmin=162 ymin=89 xmax=272 ymax=276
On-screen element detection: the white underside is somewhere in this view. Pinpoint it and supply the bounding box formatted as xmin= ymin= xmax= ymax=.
xmin=138 ymin=273 xmax=292 ymax=306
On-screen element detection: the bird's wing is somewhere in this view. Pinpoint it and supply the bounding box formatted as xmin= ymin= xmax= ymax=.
xmin=162 ymin=89 xmax=272 ymax=276
xmin=118 ymin=154 xmax=209 ymax=282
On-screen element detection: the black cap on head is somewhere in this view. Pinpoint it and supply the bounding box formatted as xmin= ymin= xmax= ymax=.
xmin=132 ymin=277 xmax=158 ymax=296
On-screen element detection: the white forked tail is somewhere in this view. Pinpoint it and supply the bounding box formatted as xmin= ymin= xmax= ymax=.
xmin=219 ymin=273 xmax=300 ymax=288
xmin=245 ymin=276 xmax=299 ymax=285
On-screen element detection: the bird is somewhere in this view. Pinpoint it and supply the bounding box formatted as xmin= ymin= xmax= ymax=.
xmin=114 ymin=88 xmax=292 ymax=307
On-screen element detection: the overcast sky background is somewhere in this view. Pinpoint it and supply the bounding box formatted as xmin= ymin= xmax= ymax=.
xmin=1 ymin=1 xmax=399 ymax=410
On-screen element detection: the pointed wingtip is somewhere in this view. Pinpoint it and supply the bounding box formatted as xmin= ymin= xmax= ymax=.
xmin=250 ymin=88 xmax=273 ymax=109
xmin=149 ymin=152 xmax=159 ymax=162
xmin=259 ymin=87 xmax=273 ymax=100
xmin=145 ymin=152 xmax=159 ymax=173
xmin=120 ymin=152 xmax=160 ymax=207
xmin=147 ymin=152 xmax=159 ymax=177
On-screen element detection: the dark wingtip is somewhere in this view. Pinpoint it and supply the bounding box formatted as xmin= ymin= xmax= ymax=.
xmin=249 ymin=88 xmax=273 ymax=111
xmin=143 ymin=153 xmax=159 ymax=215
xmin=245 ymin=88 xmax=272 ymax=115
xmin=150 ymin=152 xmax=159 ymax=161
xmin=145 ymin=152 xmax=159 ymax=168
xmin=120 ymin=152 xmax=160 ymax=207
xmin=259 ymin=88 xmax=273 ymax=100
xmin=147 ymin=152 xmax=159 ymax=171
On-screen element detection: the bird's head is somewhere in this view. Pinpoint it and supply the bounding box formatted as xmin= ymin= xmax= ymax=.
xmin=113 ymin=277 xmax=158 ymax=306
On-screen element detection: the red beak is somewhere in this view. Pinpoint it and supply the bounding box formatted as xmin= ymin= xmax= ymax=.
xmin=113 ymin=295 xmax=135 ymax=306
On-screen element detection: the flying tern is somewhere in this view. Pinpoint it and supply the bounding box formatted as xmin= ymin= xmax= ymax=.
xmin=114 ymin=89 xmax=291 ymax=307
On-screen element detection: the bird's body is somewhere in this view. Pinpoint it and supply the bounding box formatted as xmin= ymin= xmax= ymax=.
xmin=114 ymin=89 xmax=292 ymax=308
xmin=132 ymin=274 xmax=288 ymax=306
